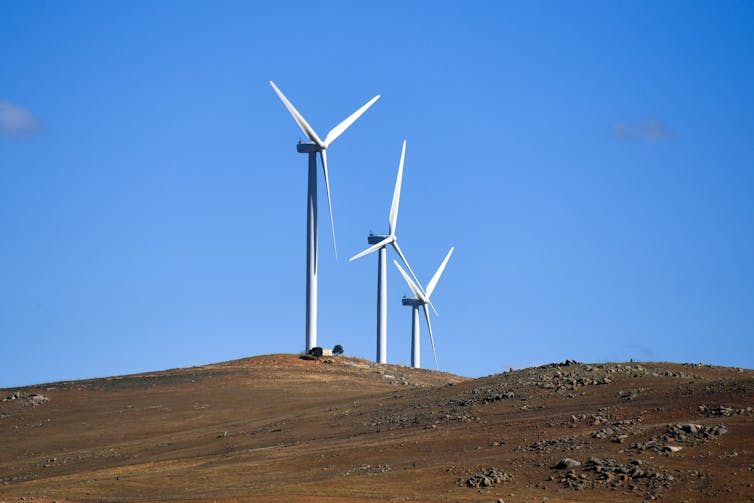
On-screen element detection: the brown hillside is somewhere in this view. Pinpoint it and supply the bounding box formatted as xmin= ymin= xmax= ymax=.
xmin=1 ymin=355 xmax=752 ymax=502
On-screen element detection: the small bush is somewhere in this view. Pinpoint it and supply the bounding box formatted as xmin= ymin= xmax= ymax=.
xmin=309 ymin=347 xmax=324 ymax=357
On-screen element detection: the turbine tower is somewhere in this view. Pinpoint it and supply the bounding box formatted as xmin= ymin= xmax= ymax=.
xmin=270 ymin=81 xmax=380 ymax=352
xmin=394 ymin=247 xmax=454 ymax=369
xmin=348 ymin=140 xmax=422 ymax=364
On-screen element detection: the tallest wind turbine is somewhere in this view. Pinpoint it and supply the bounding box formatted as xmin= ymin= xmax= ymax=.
xmin=270 ymin=81 xmax=380 ymax=352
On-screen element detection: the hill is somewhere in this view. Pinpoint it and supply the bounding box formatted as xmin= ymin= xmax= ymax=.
xmin=1 ymin=355 xmax=752 ymax=502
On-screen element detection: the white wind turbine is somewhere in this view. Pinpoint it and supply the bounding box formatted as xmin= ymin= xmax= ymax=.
xmin=270 ymin=81 xmax=380 ymax=352
xmin=348 ymin=140 xmax=422 ymax=364
xmin=394 ymin=247 xmax=454 ymax=369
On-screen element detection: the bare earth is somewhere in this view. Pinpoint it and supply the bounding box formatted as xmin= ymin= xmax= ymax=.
xmin=1 ymin=354 xmax=753 ymax=502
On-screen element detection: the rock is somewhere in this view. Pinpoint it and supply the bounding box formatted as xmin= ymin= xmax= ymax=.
xmin=664 ymin=445 xmax=683 ymax=453
xmin=633 ymin=422 xmax=729 ymax=453
xmin=681 ymin=424 xmax=701 ymax=434
xmin=554 ymin=458 xmax=581 ymax=469
xmin=462 ymin=467 xmax=512 ymax=488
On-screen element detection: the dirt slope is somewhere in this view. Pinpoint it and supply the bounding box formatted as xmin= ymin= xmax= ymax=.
xmin=1 ymin=355 xmax=752 ymax=502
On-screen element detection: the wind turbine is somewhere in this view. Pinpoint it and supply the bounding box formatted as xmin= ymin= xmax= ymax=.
xmin=348 ymin=140 xmax=422 ymax=364
xmin=270 ymin=81 xmax=380 ymax=352
xmin=394 ymin=247 xmax=454 ymax=369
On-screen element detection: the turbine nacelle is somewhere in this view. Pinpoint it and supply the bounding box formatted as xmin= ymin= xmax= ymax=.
xmin=296 ymin=142 xmax=323 ymax=153
xmin=401 ymin=297 xmax=424 ymax=307
xmin=367 ymin=234 xmax=390 ymax=245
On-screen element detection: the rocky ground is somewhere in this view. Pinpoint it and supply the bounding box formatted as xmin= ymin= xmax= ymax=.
xmin=0 ymin=355 xmax=752 ymax=502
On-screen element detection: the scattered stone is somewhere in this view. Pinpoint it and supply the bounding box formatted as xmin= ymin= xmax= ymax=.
xmin=697 ymin=404 xmax=751 ymax=417
xmin=553 ymin=456 xmax=676 ymax=497
xmin=516 ymin=435 xmax=585 ymax=453
xmin=554 ymin=458 xmax=581 ymax=469
xmin=462 ymin=467 xmax=513 ymax=488
xmin=632 ymin=423 xmax=728 ymax=453
xmin=344 ymin=464 xmax=391 ymax=476
xmin=617 ymin=388 xmax=644 ymax=401
xmin=460 ymin=386 xmax=515 ymax=405
xmin=4 ymin=392 xmax=50 ymax=407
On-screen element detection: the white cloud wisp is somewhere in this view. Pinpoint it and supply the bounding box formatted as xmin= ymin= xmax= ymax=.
xmin=0 ymin=101 xmax=44 ymax=138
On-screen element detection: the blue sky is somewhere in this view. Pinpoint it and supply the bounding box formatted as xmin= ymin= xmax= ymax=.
xmin=2 ymin=1 xmax=753 ymax=387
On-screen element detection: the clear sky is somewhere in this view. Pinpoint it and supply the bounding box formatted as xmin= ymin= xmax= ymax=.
xmin=2 ymin=1 xmax=753 ymax=387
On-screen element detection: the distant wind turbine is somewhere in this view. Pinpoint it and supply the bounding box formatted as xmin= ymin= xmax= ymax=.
xmin=349 ymin=140 xmax=422 ymax=364
xmin=394 ymin=247 xmax=454 ymax=369
xmin=270 ymin=81 xmax=380 ymax=352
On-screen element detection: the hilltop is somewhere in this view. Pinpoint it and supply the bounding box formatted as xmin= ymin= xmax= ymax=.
xmin=1 ymin=355 xmax=752 ymax=502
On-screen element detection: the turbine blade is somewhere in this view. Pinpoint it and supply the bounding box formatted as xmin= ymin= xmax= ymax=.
xmin=323 ymin=94 xmax=381 ymax=146
xmin=269 ymin=81 xmax=324 ymax=148
xmin=390 ymin=240 xmax=424 ymax=295
xmin=426 ymin=246 xmax=454 ymax=299
xmin=393 ymin=259 xmax=424 ymax=300
xmin=349 ymin=236 xmax=392 ymax=262
xmin=388 ymin=140 xmax=406 ymax=236
xmin=320 ymin=150 xmax=337 ymax=259
xmin=422 ymin=304 xmax=439 ymax=369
